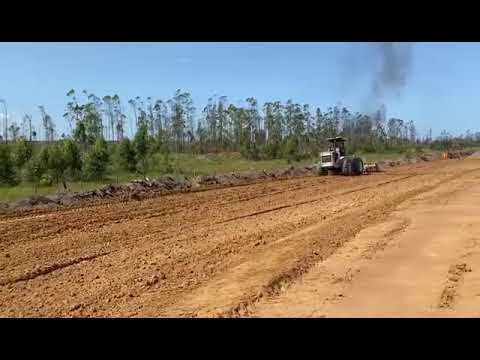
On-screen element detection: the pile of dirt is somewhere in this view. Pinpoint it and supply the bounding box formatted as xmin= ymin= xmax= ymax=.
xmin=64 ymin=176 xmax=194 ymax=203
xmin=448 ymin=149 xmax=476 ymax=159
xmin=419 ymin=153 xmax=437 ymax=162
xmin=12 ymin=195 xmax=59 ymax=208
xmin=5 ymin=166 xmax=319 ymax=211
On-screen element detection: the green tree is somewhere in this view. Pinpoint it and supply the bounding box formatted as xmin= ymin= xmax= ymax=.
xmin=73 ymin=121 xmax=88 ymax=149
xmin=84 ymin=137 xmax=110 ymax=180
xmin=133 ymin=121 xmax=151 ymax=177
xmin=0 ymin=144 xmax=17 ymax=185
xmin=12 ymin=138 xmax=33 ymax=169
xmin=8 ymin=122 xmax=20 ymax=141
xmin=25 ymin=154 xmax=47 ymax=194
xmin=118 ymin=138 xmax=137 ymax=172
xmin=168 ymin=90 xmax=195 ymax=152
xmin=83 ymin=102 xmax=103 ymax=144
xmin=47 ymin=143 xmax=69 ymax=190
xmin=39 ymin=106 xmax=55 ymax=142
xmin=63 ymin=139 xmax=82 ymax=180
xmin=162 ymin=147 xmax=174 ymax=173
xmin=284 ymin=136 xmax=301 ymax=163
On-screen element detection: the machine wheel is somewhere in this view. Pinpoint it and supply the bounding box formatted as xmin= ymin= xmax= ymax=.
xmin=352 ymin=157 xmax=364 ymax=175
xmin=319 ymin=167 xmax=328 ymax=176
xmin=342 ymin=159 xmax=352 ymax=176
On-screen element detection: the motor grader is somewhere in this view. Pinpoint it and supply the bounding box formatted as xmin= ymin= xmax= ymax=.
xmin=318 ymin=137 xmax=378 ymax=176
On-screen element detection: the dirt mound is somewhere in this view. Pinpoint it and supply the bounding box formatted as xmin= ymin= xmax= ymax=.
xmin=448 ymin=149 xmax=476 ymax=159
xmin=4 ymin=166 xmax=320 ymax=212
xmin=419 ymin=153 xmax=437 ymax=161
xmin=12 ymin=195 xmax=58 ymax=209
xmin=67 ymin=176 xmax=194 ymax=203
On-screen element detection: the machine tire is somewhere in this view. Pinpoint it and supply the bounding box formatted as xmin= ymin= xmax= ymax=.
xmin=342 ymin=159 xmax=352 ymax=176
xmin=319 ymin=167 xmax=328 ymax=176
xmin=352 ymin=157 xmax=364 ymax=175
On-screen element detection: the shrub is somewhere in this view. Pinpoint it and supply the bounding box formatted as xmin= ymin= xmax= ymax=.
xmin=133 ymin=122 xmax=151 ymax=177
xmin=118 ymin=138 xmax=137 ymax=173
xmin=84 ymin=137 xmax=110 ymax=180
xmin=0 ymin=144 xmax=17 ymax=186
xmin=13 ymin=139 xmax=33 ymax=169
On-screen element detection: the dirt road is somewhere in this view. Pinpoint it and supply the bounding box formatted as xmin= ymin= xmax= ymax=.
xmin=1 ymin=156 xmax=480 ymax=317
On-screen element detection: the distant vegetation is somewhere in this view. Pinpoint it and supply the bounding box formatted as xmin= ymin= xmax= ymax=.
xmin=1 ymin=88 xmax=479 ymax=197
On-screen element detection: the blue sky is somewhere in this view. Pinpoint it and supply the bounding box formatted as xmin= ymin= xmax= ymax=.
xmin=0 ymin=42 xmax=479 ymax=139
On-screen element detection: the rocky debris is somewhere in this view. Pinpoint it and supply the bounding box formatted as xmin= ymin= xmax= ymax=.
xmin=448 ymin=149 xmax=476 ymax=159
xmin=146 ymin=275 xmax=159 ymax=286
xmin=419 ymin=153 xmax=436 ymax=162
xmin=12 ymin=195 xmax=58 ymax=209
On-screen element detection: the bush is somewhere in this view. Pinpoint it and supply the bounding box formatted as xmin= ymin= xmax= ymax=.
xmin=404 ymin=148 xmax=416 ymax=160
xmin=13 ymin=139 xmax=33 ymax=169
xmin=63 ymin=139 xmax=82 ymax=180
xmin=283 ymin=137 xmax=301 ymax=163
xmin=265 ymin=142 xmax=282 ymax=159
xmin=0 ymin=144 xmax=18 ymax=186
xmin=84 ymin=137 xmax=110 ymax=180
xmin=240 ymin=142 xmax=260 ymax=161
xmin=40 ymin=173 xmax=53 ymax=186
xmin=47 ymin=143 xmax=69 ymax=189
xmin=133 ymin=122 xmax=151 ymax=177
xmin=118 ymin=138 xmax=137 ymax=173
xmin=25 ymin=155 xmax=47 ymax=193
xmin=162 ymin=148 xmax=174 ymax=173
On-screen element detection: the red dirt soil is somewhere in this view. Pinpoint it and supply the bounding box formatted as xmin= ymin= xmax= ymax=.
xmin=1 ymin=157 xmax=479 ymax=317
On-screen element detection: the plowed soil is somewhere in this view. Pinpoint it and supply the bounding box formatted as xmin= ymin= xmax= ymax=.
xmin=2 ymin=156 xmax=480 ymax=317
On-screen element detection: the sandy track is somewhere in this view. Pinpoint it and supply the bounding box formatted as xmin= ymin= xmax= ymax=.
xmin=0 ymin=158 xmax=478 ymax=317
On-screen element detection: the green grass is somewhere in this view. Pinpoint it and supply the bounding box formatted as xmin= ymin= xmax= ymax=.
xmin=0 ymin=152 xmax=315 ymax=203
xmin=0 ymin=181 xmax=108 ymax=203
xmin=355 ymin=148 xmax=443 ymax=163
xmin=153 ymin=152 xmax=314 ymax=177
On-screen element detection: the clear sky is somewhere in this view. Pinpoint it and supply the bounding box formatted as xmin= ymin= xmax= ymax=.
xmin=0 ymin=42 xmax=478 ymax=139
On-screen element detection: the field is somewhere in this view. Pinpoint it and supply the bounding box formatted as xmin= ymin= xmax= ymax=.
xmin=2 ymin=153 xmax=480 ymax=317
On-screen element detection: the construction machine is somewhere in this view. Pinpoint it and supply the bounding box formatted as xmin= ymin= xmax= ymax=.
xmin=318 ymin=137 xmax=378 ymax=175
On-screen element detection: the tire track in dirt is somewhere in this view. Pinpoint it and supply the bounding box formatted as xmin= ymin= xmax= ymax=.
xmin=0 ymin=174 xmax=399 ymax=250
xmin=249 ymin=162 xmax=480 ymax=318
xmin=438 ymin=263 xmax=472 ymax=309
xmin=215 ymin=175 xmax=416 ymax=225
xmin=0 ymin=251 xmax=111 ymax=286
xmin=170 ymin=167 xmax=480 ymax=317
xmin=1 ymin=175 xmax=413 ymax=316
xmin=0 ymin=159 xmax=472 ymax=317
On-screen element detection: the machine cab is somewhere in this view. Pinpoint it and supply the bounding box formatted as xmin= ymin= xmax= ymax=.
xmin=320 ymin=136 xmax=347 ymax=168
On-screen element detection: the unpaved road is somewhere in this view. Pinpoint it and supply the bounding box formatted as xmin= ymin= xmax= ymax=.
xmin=1 ymin=156 xmax=480 ymax=317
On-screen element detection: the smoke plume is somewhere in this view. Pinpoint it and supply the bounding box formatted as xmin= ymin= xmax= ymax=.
xmin=372 ymin=42 xmax=412 ymax=99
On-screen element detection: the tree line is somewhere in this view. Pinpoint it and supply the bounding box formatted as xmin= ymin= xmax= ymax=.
xmin=1 ymin=88 xmax=478 ymax=189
